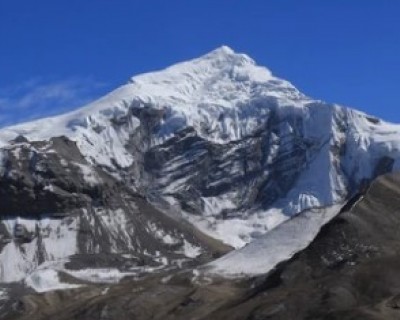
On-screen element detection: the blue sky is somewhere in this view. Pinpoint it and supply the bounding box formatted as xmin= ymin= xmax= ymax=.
xmin=1 ymin=0 xmax=399 ymax=127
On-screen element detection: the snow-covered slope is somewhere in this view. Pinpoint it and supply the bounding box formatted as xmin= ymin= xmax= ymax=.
xmin=206 ymin=203 xmax=344 ymax=277
xmin=0 ymin=46 xmax=400 ymax=283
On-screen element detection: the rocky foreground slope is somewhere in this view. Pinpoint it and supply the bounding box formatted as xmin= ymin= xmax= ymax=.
xmin=3 ymin=171 xmax=400 ymax=320
xmin=0 ymin=46 xmax=400 ymax=318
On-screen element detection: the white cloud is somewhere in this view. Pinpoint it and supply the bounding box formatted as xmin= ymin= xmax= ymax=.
xmin=0 ymin=77 xmax=109 ymax=127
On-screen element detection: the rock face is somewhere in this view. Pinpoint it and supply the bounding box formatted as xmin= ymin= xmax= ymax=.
xmin=0 ymin=46 xmax=400 ymax=295
xmin=0 ymin=135 xmax=229 ymax=283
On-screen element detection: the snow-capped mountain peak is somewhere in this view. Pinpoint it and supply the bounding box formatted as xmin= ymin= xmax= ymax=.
xmin=131 ymin=45 xmax=260 ymax=84
xmin=206 ymin=45 xmax=236 ymax=55
xmin=128 ymin=45 xmax=277 ymax=103
xmin=0 ymin=46 xmax=305 ymax=147
xmin=1 ymin=47 xmax=400 ymax=285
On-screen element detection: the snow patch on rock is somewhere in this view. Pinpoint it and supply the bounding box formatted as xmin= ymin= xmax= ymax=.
xmin=206 ymin=204 xmax=344 ymax=277
xmin=25 ymin=269 xmax=81 ymax=293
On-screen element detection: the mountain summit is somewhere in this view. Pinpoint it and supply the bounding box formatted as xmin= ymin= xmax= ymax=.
xmin=0 ymin=46 xmax=296 ymax=144
xmin=0 ymin=47 xmax=400 ymax=294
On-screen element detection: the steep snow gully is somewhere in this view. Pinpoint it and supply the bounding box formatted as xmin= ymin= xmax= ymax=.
xmin=0 ymin=46 xmax=400 ymax=289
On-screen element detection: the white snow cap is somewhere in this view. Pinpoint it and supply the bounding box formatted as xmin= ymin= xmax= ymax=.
xmin=0 ymin=45 xmax=298 ymax=146
xmin=128 ymin=45 xmax=274 ymax=98
xmin=130 ymin=45 xmax=268 ymax=83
